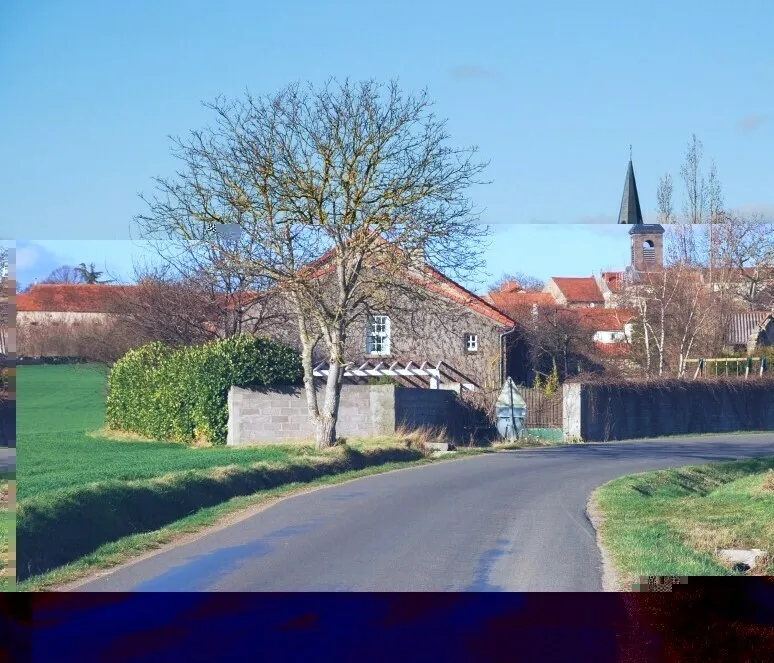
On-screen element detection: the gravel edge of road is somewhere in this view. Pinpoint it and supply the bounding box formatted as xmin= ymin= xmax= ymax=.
xmin=585 ymin=490 xmax=624 ymax=592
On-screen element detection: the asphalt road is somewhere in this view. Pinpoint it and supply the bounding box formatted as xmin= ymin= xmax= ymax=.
xmin=71 ymin=433 xmax=774 ymax=592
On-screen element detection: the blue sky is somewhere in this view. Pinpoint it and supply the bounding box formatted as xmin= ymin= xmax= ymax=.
xmin=15 ymin=226 xmax=633 ymax=294
xmin=3 ymin=1 xmax=773 ymax=282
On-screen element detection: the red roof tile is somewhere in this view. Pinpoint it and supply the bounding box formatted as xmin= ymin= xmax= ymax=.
xmin=592 ymin=342 xmax=631 ymax=357
xmin=601 ymin=271 xmax=624 ymax=293
xmin=549 ymin=277 xmax=604 ymax=303
xmin=16 ymin=284 xmax=132 ymax=313
xmin=298 ymin=236 xmax=516 ymax=327
xmin=485 ymin=290 xmax=557 ymax=320
xmin=562 ymin=308 xmax=636 ymax=331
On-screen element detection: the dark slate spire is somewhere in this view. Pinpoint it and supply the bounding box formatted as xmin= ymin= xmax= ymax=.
xmin=618 ymin=156 xmax=644 ymax=224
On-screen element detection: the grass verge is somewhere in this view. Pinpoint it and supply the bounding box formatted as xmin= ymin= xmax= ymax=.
xmin=592 ymin=456 xmax=774 ymax=588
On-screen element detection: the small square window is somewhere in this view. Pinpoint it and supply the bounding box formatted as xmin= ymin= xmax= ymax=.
xmin=465 ymin=333 xmax=478 ymax=352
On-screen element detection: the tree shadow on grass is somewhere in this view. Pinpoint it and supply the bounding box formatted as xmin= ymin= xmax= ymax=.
xmin=17 ymin=446 xmax=420 ymax=581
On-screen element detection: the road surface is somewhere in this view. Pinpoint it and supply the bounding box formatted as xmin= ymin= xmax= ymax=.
xmin=69 ymin=433 xmax=774 ymax=592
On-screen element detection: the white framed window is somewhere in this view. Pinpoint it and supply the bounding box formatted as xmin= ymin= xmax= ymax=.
xmin=366 ymin=315 xmax=391 ymax=355
xmin=465 ymin=333 xmax=478 ymax=352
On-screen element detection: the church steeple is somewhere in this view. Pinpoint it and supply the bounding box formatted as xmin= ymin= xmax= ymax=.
xmin=618 ymin=150 xmax=644 ymax=224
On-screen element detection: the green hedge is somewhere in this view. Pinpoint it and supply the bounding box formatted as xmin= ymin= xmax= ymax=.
xmin=106 ymin=335 xmax=302 ymax=445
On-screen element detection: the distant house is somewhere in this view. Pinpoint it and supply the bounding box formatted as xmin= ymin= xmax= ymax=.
xmin=0 ymin=278 xmax=14 ymax=356
xmin=726 ymin=312 xmax=774 ymax=354
xmin=543 ymin=277 xmax=605 ymax=309
xmin=485 ymin=281 xmax=634 ymax=344
xmin=16 ymin=284 xmax=130 ymax=326
xmin=484 ymin=281 xmax=556 ymax=320
xmin=567 ymin=308 xmax=637 ymax=345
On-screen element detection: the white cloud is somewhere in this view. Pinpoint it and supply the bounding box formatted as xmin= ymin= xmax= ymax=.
xmin=449 ymin=65 xmax=497 ymax=80
xmin=739 ymin=115 xmax=766 ymax=132
xmin=15 ymin=243 xmax=42 ymax=270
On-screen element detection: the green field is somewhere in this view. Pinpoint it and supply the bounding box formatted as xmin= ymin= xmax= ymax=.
xmin=19 ymin=363 xmax=321 ymax=501
xmin=593 ymin=457 xmax=774 ymax=583
xmin=15 ymin=364 xmax=445 ymax=588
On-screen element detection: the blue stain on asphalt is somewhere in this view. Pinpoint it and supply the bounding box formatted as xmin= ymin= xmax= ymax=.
xmin=133 ymin=520 xmax=322 ymax=592
xmin=321 ymin=490 xmax=367 ymax=501
xmin=465 ymin=538 xmax=510 ymax=592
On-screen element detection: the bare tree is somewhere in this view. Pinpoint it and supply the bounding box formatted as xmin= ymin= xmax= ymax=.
xmin=0 ymin=247 xmax=8 ymax=357
xmin=656 ymin=173 xmax=675 ymax=225
xmin=681 ymin=134 xmax=707 ymax=226
xmin=705 ymin=160 xmax=724 ymax=285
xmin=136 ymin=79 xmax=490 ymax=449
xmin=504 ymin=302 xmax=597 ymax=380
xmin=42 ymin=265 xmax=84 ymax=284
xmin=715 ymin=215 xmax=774 ymax=310
xmin=489 ymin=272 xmax=545 ymax=292
xmin=620 ymin=264 xmax=721 ymax=377
xmin=106 ymin=260 xmax=287 ymax=348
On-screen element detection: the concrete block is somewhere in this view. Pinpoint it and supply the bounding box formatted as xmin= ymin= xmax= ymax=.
xmin=715 ymin=548 xmax=768 ymax=572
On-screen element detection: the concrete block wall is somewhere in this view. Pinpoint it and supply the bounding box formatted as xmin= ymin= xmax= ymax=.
xmin=394 ymin=387 xmax=458 ymax=434
xmin=562 ymin=379 xmax=774 ymax=442
xmin=227 ymin=384 xmax=461 ymax=446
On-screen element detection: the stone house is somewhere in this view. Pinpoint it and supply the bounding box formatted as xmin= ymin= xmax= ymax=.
xmin=726 ymin=312 xmax=774 ymax=354
xmin=256 ymin=258 xmax=530 ymax=394
xmin=0 ymin=278 xmax=13 ymax=356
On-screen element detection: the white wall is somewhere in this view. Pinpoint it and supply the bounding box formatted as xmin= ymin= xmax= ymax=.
xmin=17 ymin=311 xmax=111 ymax=325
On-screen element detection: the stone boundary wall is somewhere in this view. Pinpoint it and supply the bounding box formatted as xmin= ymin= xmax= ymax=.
xmin=562 ymin=379 xmax=774 ymax=442
xmin=227 ymin=384 xmax=461 ymax=446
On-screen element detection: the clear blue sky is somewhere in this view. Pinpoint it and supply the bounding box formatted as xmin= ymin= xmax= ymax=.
xmin=3 ymin=1 xmax=773 ymax=281
xmin=16 ymin=226 xmax=634 ymax=294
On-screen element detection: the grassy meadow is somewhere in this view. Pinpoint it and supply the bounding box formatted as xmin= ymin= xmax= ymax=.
xmin=593 ymin=456 xmax=774 ymax=583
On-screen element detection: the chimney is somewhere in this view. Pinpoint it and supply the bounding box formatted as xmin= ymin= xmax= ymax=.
xmin=500 ymin=280 xmax=520 ymax=293
xmin=408 ymin=243 xmax=426 ymax=270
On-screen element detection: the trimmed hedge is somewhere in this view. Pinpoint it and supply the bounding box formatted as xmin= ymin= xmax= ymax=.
xmin=106 ymin=335 xmax=302 ymax=445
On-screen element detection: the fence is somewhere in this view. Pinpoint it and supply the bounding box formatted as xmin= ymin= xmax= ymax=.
xmin=686 ymin=357 xmax=767 ymax=379
xmin=519 ymin=386 xmax=563 ymax=428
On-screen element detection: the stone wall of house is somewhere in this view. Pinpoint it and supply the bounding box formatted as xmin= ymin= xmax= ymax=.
xmin=227 ymin=384 xmax=463 ymax=445
xmin=562 ymin=379 xmax=774 ymax=442
xmin=249 ymin=285 xmax=515 ymax=395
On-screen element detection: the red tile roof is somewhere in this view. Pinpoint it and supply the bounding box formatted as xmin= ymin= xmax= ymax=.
xmin=16 ymin=284 xmax=132 ymax=313
xmin=484 ymin=289 xmax=556 ymax=318
xmin=592 ymin=342 xmax=631 ymax=357
xmin=420 ymin=266 xmax=516 ymax=327
xmin=549 ymin=277 xmax=604 ymax=303
xmin=563 ymin=308 xmax=636 ymax=331
xmin=298 ymin=236 xmax=516 ymax=327
xmin=17 ymin=283 xmax=264 ymax=314
xmin=600 ymin=271 xmax=624 ymax=293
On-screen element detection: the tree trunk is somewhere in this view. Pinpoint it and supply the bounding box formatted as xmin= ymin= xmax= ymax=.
xmin=298 ymin=333 xmax=322 ymax=441
xmin=315 ymin=361 xmax=343 ymax=449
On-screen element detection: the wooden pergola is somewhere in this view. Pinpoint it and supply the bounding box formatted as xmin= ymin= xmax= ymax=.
xmin=312 ymin=359 xmax=477 ymax=392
